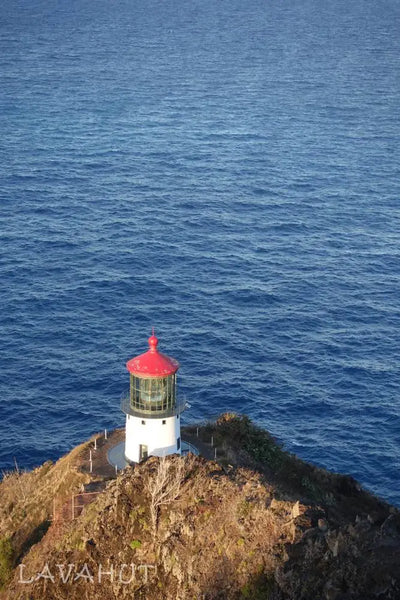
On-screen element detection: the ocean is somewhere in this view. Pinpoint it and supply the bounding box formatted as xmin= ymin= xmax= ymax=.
xmin=1 ymin=0 xmax=399 ymax=505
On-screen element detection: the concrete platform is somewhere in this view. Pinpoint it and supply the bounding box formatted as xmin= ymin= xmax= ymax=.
xmin=107 ymin=441 xmax=128 ymax=470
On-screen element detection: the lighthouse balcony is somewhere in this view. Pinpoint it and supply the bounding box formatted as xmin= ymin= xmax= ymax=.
xmin=121 ymin=395 xmax=186 ymax=419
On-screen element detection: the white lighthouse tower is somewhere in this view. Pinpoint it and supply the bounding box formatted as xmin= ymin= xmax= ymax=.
xmin=121 ymin=332 xmax=185 ymax=463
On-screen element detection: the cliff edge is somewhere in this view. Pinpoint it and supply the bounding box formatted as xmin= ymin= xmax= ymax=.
xmin=0 ymin=414 xmax=399 ymax=599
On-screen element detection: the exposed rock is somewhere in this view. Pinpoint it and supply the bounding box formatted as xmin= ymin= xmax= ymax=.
xmin=318 ymin=518 xmax=329 ymax=532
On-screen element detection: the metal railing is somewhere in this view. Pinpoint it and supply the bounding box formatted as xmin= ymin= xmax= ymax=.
xmin=121 ymin=396 xmax=187 ymax=419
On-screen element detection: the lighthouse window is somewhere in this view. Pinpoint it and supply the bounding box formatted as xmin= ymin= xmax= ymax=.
xmin=177 ymin=437 xmax=181 ymax=450
xmin=141 ymin=420 xmax=146 ymax=425
xmin=162 ymin=420 xmax=166 ymax=425
xmin=130 ymin=374 xmax=177 ymax=414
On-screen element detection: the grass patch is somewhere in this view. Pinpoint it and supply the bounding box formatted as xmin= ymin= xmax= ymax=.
xmin=0 ymin=537 xmax=14 ymax=589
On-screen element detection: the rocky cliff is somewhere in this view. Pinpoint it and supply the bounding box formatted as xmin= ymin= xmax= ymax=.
xmin=0 ymin=414 xmax=399 ymax=599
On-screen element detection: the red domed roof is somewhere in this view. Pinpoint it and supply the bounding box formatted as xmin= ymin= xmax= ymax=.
xmin=126 ymin=333 xmax=179 ymax=377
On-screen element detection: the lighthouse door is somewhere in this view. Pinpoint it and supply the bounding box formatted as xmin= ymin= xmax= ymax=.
xmin=139 ymin=444 xmax=148 ymax=461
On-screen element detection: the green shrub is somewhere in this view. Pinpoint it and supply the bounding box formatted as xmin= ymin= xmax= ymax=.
xmin=216 ymin=414 xmax=286 ymax=472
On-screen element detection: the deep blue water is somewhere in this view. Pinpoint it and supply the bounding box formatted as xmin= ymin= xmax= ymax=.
xmin=1 ymin=0 xmax=399 ymax=505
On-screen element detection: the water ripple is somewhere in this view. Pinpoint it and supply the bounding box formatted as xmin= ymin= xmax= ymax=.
xmin=1 ymin=0 xmax=400 ymax=506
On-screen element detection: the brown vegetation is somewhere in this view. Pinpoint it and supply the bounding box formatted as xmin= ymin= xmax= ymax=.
xmin=0 ymin=414 xmax=399 ymax=599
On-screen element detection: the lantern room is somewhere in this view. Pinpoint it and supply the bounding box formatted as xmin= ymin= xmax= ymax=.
xmin=125 ymin=333 xmax=179 ymax=417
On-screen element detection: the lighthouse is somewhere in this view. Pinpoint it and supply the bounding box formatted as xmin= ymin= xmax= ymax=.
xmin=121 ymin=332 xmax=185 ymax=463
